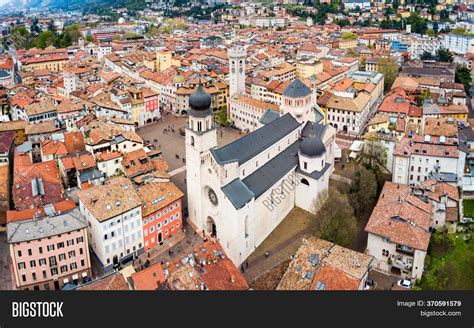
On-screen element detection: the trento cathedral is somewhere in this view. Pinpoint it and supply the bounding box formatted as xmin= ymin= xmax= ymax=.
xmin=185 ymin=46 xmax=336 ymax=266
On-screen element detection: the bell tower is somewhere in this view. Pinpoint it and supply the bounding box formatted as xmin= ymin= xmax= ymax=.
xmin=185 ymin=85 xmax=217 ymax=232
xmin=228 ymin=45 xmax=246 ymax=97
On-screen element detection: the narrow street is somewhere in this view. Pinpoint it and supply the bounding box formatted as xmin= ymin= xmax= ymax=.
xmin=0 ymin=233 xmax=13 ymax=290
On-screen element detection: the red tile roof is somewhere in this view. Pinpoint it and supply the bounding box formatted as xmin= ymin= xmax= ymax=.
xmin=365 ymin=182 xmax=431 ymax=251
xmin=131 ymin=262 xmax=166 ymax=290
xmin=13 ymin=160 xmax=65 ymax=211
xmin=64 ymin=132 xmax=86 ymax=154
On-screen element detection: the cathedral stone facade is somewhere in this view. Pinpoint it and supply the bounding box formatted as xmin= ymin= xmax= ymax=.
xmin=185 ymin=84 xmax=335 ymax=266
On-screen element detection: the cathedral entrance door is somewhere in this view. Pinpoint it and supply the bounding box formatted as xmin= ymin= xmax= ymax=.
xmin=207 ymin=217 xmax=217 ymax=238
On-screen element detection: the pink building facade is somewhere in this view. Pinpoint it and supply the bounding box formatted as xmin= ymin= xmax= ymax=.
xmin=8 ymin=208 xmax=92 ymax=290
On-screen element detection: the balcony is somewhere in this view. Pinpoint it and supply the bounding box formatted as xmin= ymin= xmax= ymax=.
xmin=396 ymin=245 xmax=415 ymax=256
xmin=391 ymin=259 xmax=413 ymax=272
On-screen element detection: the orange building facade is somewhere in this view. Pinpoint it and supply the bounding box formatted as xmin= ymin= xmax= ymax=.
xmin=137 ymin=182 xmax=184 ymax=252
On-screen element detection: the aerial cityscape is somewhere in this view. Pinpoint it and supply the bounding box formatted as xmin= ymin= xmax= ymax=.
xmin=0 ymin=0 xmax=473 ymax=292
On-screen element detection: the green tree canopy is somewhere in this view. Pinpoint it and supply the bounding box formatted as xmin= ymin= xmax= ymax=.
xmin=377 ymin=57 xmax=398 ymax=91
xmin=312 ymin=189 xmax=357 ymax=248
xmin=349 ymin=166 xmax=378 ymax=217
xmin=455 ymin=64 xmax=472 ymax=93
xmin=436 ymin=48 xmax=453 ymax=63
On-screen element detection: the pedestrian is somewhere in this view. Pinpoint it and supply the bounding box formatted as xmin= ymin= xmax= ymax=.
xmin=265 ymin=251 xmax=269 ymax=258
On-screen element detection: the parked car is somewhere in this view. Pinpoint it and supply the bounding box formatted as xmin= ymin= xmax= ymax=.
xmin=397 ymin=279 xmax=412 ymax=289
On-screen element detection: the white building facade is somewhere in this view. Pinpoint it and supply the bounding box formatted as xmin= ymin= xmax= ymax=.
xmin=78 ymin=178 xmax=144 ymax=271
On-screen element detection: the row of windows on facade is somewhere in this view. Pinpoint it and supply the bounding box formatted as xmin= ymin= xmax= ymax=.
xmin=100 ymin=159 xmax=121 ymax=167
xmin=144 ymin=214 xmax=180 ymax=236
xmin=145 ymin=223 xmax=179 ymax=246
xmin=104 ymin=213 xmax=141 ymax=230
xmin=327 ymin=115 xmax=356 ymax=125
xmin=233 ymin=108 xmax=259 ymax=119
xmin=104 ymin=230 xmax=142 ymax=244
xmin=28 ymin=112 xmax=57 ymax=122
xmin=143 ymin=202 xmax=180 ymax=221
xmin=20 ymin=260 xmax=85 ymax=283
xmin=105 ymin=243 xmax=141 ymax=265
xmin=233 ymin=115 xmax=258 ymax=126
xmin=409 ymin=174 xmax=430 ymax=182
xmin=17 ymin=236 xmax=84 ymax=258
xmin=411 ymin=165 xmax=431 ymax=173
xmin=18 ymin=248 xmax=85 ymax=270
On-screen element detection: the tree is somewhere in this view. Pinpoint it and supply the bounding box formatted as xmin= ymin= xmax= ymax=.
xmin=425 ymin=28 xmax=436 ymax=37
xmin=342 ymin=32 xmax=357 ymax=40
xmin=312 ymin=189 xmax=357 ymax=248
xmin=406 ymin=12 xmax=427 ymax=34
xmin=335 ymin=19 xmax=350 ymax=27
xmin=436 ymin=48 xmax=453 ymax=63
xmin=420 ymin=51 xmax=434 ymax=60
xmin=215 ymin=106 xmax=229 ymax=126
xmin=358 ymin=138 xmax=387 ymax=173
xmin=349 ymin=166 xmax=378 ymax=217
xmin=455 ymin=64 xmax=472 ymax=93
xmin=377 ymin=57 xmax=398 ymax=91
xmin=30 ymin=30 xmax=57 ymax=49
xmin=10 ymin=26 xmax=30 ymax=49
xmin=64 ymin=24 xmax=84 ymax=43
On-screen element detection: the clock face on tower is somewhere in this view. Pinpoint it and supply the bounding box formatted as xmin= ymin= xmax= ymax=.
xmin=208 ymin=188 xmax=219 ymax=206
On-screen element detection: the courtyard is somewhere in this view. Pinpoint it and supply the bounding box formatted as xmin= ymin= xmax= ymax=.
xmin=243 ymin=207 xmax=315 ymax=283
xmin=136 ymin=114 xmax=242 ymax=172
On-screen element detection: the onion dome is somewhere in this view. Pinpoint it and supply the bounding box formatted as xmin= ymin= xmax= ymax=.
xmin=300 ymin=136 xmax=326 ymax=157
xmin=189 ymin=85 xmax=211 ymax=111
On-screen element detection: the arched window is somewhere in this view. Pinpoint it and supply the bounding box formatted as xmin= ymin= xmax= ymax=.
xmin=301 ymin=178 xmax=309 ymax=186
xmin=244 ymin=216 xmax=249 ymax=238
xmin=190 ymin=136 xmax=195 ymax=146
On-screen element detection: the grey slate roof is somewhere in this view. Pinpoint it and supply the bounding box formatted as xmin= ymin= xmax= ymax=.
xmin=313 ymin=107 xmax=324 ymax=124
xmin=242 ymin=141 xmax=300 ymax=199
xmin=259 ymin=109 xmax=280 ymax=125
xmin=221 ymin=178 xmax=254 ymax=209
xmin=282 ymin=79 xmax=312 ymax=98
xmin=300 ymin=137 xmax=326 ymax=158
xmin=15 ymin=141 xmax=32 ymax=154
xmin=114 ymin=134 xmax=126 ymax=143
xmin=301 ymin=121 xmax=326 ymax=139
xmin=79 ymin=168 xmax=103 ymax=183
xmin=210 ymin=113 xmax=301 ymax=165
xmin=0 ymin=70 xmax=11 ymax=78
xmin=7 ymin=208 xmax=87 ymax=243
xmin=459 ymin=125 xmax=474 ymax=153
xmin=296 ymin=163 xmax=331 ymax=180
xmin=423 ymin=100 xmax=440 ymax=115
